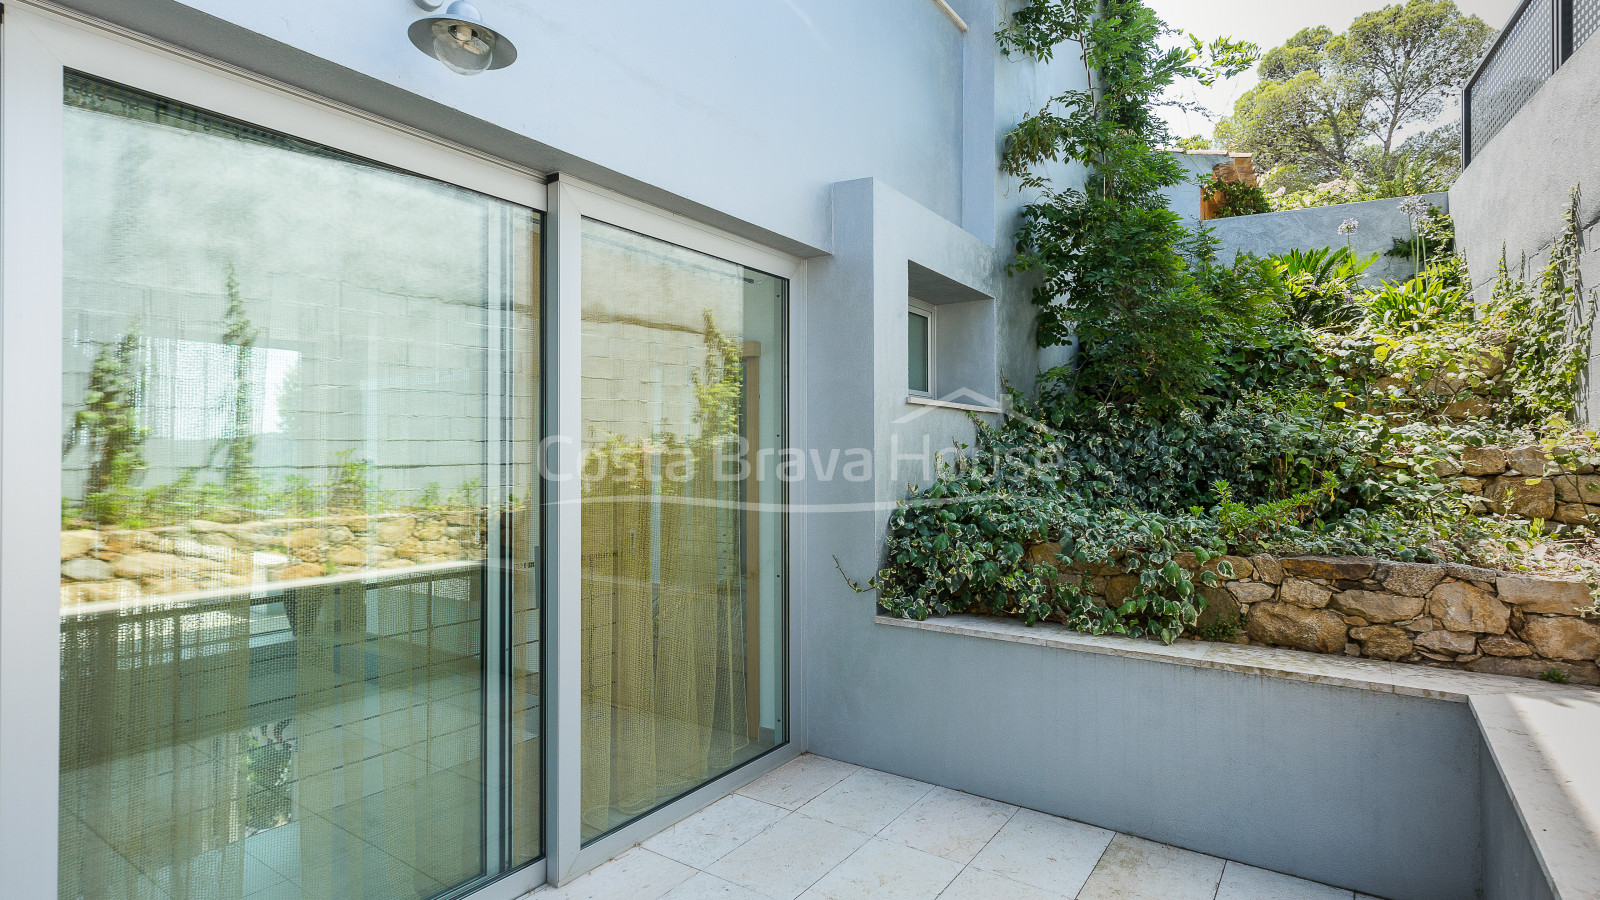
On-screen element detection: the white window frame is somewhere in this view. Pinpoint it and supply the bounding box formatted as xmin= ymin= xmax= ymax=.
xmin=0 ymin=6 xmax=808 ymax=896
xmin=907 ymin=297 xmax=937 ymax=399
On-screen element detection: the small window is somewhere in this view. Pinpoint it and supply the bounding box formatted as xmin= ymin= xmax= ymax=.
xmin=908 ymin=298 xmax=934 ymax=397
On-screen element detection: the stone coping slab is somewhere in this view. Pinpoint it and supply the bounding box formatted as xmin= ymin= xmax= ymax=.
xmin=878 ymin=612 xmax=1600 ymax=898
xmin=874 ymin=613 xmax=1597 ymax=703
xmin=1471 ymin=691 xmax=1600 ymax=900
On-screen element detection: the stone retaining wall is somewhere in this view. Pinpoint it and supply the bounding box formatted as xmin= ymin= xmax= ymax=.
xmin=1419 ymin=443 xmax=1600 ymax=525
xmin=1036 ymin=549 xmax=1600 ymax=685
xmin=58 ymin=510 xmax=488 ymax=605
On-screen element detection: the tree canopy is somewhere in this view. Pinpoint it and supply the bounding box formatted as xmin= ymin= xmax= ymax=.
xmin=1214 ymin=0 xmax=1494 ymax=196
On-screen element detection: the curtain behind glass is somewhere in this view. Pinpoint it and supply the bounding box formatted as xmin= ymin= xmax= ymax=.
xmin=579 ymin=220 xmax=785 ymax=841
xmin=57 ymin=74 xmax=541 ymax=900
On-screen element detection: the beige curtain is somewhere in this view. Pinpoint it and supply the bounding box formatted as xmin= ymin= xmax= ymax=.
xmin=60 ymin=595 xmax=251 ymax=900
xmin=59 ymin=568 xmax=489 ymax=900
xmin=581 ymin=443 xmax=750 ymax=837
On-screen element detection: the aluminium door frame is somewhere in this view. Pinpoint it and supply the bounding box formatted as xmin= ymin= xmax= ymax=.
xmin=542 ymin=174 xmax=806 ymax=885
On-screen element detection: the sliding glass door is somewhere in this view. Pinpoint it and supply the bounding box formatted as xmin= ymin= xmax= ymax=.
xmin=56 ymin=74 xmax=542 ymax=900
xmin=578 ymin=219 xmax=787 ymax=841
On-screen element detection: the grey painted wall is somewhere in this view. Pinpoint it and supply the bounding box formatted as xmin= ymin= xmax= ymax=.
xmin=1451 ymin=33 xmax=1600 ymax=423
xmin=803 ymin=622 xmax=1483 ymax=900
xmin=1162 ymin=149 xmax=1232 ymax=226
xmin=52 ymin=0 xmax=1070 ymax=260
xmin=1205 ymin=193 xmax=1450 ymax=285
xmin=1481 ymin=749 xmax=1557 ymax=900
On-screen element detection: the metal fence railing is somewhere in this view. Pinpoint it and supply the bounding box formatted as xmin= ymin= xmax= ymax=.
xmin=1464 ymin=0 xmax=1597 ymax=165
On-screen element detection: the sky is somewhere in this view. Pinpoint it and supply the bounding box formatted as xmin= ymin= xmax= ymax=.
xmin=1146 ymin=0 xmax=1522 ymax=140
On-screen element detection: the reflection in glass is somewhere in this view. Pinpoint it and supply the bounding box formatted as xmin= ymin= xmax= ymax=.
xmin=57 ymin=74 xmax=542 ymax=900
xmin=579 ymin=220 xmax=786 ymax=841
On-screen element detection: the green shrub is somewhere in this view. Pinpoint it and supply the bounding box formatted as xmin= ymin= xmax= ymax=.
xmin=1204 ymin=175 xmax=1272 ymax=218
xmin=1272 ymin=246 xmax=1378 ymax=328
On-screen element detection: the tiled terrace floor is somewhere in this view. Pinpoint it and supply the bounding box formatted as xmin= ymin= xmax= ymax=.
xmin=530 ymin=754 xmax=1382 ymax=900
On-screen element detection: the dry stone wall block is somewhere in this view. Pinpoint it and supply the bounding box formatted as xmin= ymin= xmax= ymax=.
xmin=1105 ymin=575 xmax=1139 ymax=606
xmin=1349 ymin=625 xmax=1413 ymax=660
xmin=1428 ymin=581 xmax=1510 ymax=633
xmin=277 ymin=563 xmax=325 ymax=581
xmin=61 ymin=557 xmax=113 ymax=582
xmin=1553 ymin=504 xmax=1596 ymax=525
xmin=1376 ymin=562 xmax=1445 ymax=597
xmin=1024 ymin=542 xmax=1062 ymax=568
xmin=374 ymin=517 xmax=414 ymax=544
xmin=1467 ymin=656 xmax=1600 ymax=685
xmin=1195 ymin=585 xmax=1240 ymax=630
xmin=1414 ymin=629 xmax=1476 ymax=655
xmin=1496 ymin=574 xmax=1592 ymax=615
xmin=1462 ymin=447 xmax=1507 ymax=476
xmin=1281 ymin=556 xmax=1377 ymax=581
xmin=61 ymin=530 xmax=98 ymax=561
xmin=112 ymin=552 xmax=183 ymax=581
xmin=1248 ymin=554 xmax=1284 ymax=585
xmin=1444 ymin=397 xmax=1492 ymax=420
xmin=1485 ymin=475 xmax=1556 ymax=520
xmin=1520 ymin=616 xmax=1600 ymax=661
xmin=1479 ymin=634 xmax=1535 ymax=657
xmin=1226 ymin=582 xmax=1275 ymax=604
xmin=1329 ymin=589 xmax=1425 ymax=623
xmin=1443 ymin=563 xmax=1498 ymax=584
xmin=1280 ymin=579 xmax=1332 ymax=608
xmin=1504 ymin=446 xmax=1550 ymax=476
xmin=1246 ymin=603 xmax=1348 ymax=654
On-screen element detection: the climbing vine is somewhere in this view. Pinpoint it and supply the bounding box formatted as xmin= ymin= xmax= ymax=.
xmin=1000 ymin=0 xmax=1258 ymax=413
xmin=1493 ymin=191 xmax=1597 ymax=426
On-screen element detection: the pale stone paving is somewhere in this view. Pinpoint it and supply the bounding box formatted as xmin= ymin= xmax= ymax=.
xmin=527 ymin=755 xmax=1384 ymax=900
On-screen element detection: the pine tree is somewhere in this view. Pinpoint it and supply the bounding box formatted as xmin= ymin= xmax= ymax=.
xmin=220 ymin=265 xmax=261 ymax=508
xmin=64 ymin=330 xmax=147 ymax=524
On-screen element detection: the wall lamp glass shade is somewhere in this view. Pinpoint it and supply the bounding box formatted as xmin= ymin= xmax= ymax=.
xmin=408 ymin=1 xmax=517 ymax=75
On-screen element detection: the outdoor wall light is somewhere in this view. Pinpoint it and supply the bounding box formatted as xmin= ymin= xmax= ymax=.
xmin=409 ymin=0 xmax=517 ymax=75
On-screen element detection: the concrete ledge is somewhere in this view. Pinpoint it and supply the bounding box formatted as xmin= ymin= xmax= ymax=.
xmin=1473 ymin=691 xmax=1600 ymax=900
xmin=876 ymin=613 xmax=1587 ymax=702
xmin=902 ymin=395 xmax=1001 ymax=414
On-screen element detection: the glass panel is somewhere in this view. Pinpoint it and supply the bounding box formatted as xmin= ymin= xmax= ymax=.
xmin=579 ymin=219 xmax=786 ymax=841
xmin=908 ymin=311 xmax=931 ymax=395
xmin=58 ymin=74 xmax=542 ymax=900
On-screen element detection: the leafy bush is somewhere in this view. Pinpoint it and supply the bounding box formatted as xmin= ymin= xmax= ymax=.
xmin=1490 ymin=193 xmax=1597 ymax=427
xmin=1361 ymin=276 xmax=1477 ymax=331
xmin=1204 ymin=175 xmax=1272 ymax=218
xmin=1270 ymin=176 xmax=1370 ymax=210
xmin=1273 ymin=246 xmax=1377 ymax=328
